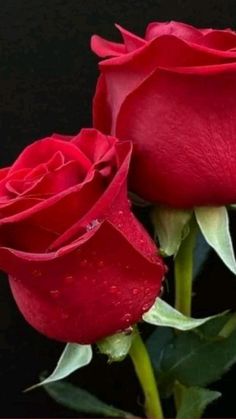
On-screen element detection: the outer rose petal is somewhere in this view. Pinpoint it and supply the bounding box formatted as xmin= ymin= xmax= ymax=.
xmin=93 ymin=75 xmax=112 ymax=134
xmin=116 ymin=67 xmax=236 ymax=207
xmin=91 ymin=35 xmax=126 ymax=57
xmin=115 ymin=24 xmax=146 ymax=52
xmin=93 ymin=35 xmax=236 ymax=135
xmin=3 ymin=221 xmax=164 ymax=344
xmin=145 ymin=21 xmax=203 ymax=43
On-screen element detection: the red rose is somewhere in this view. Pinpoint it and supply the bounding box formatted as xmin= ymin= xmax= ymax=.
xmin=92 ymin=21 xmax=236 ymax=207
xmin=0 ymin=129 xmax=165 ymax=344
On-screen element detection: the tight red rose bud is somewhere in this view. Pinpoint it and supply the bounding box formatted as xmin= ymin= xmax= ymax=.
xmin=92 ymin=22 xmax=236 ymax=207
xmin=0 ymin=129 xmax=165 ymax=344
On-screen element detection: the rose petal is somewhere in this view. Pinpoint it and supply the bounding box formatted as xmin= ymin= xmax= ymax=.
xmin=9 ymin=138 xmax=91 ymax=174
xmin=116 ymin=67 xmax=236 ymax=207
xmin=145 ymin=21 xmax=203 ymax=43
xmin=3 ymin=220 xmax=164 ymax=344
xmin=91 ymin=35 xmax=126 ymax=57
xmin=115 ymin=24 xmax=146 ymax=52
xmin=94 ymin=35 xmax=236 ymax=134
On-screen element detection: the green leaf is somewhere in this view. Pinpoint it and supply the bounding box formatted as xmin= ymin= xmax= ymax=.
xmin=44 ymin=380 xmax=133 ymax=417
xmin=147 ymin=326 xmax=174 ymax=373
xmin=97 ymin=331 xmax=134 ymax=362
xmin=176 ymin=384 xmax=221 ymax=419
xmin=197 ymin=313 xmax=231 ymax=338
xmin=195 ymin=206 xmax=236 ymax=274
xmin=26 ymin=343 xmax=92 ymax=391
xmin=157 ymin=326 xmax=236 ymax=391
xmin=152 ymin=206 xmax=192 ymax=256
xmin=143 ymin=298 xmax=222 ymax=331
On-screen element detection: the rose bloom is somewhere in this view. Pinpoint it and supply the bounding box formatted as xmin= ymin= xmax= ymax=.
xmin=92 ymin=21 xmax=236 ymax=207
xmin=0 ymin=129 xmax=165 ymax=344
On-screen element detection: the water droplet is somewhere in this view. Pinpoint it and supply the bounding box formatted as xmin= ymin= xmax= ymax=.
xmin=114 ymin=300 xmax=121 ymax=306
xmin=132 ymin=288 xmax=139 ymax=295
xmin=86 ymin=219 xmax=100 ymax=232
xmin=142 ymin=303 xmax=150 ymax=312
xmin=140 ymin=239 xmax=144 ymax=244
xmin=50 ymin=290 xmax=60 ymax=299
xmin=32 ymin=269 xmax=42 ymax=277
xmin=61 ymin=312 xmax=69 ymax=320
xmin=110 ymin=285 xmax=118 ymax=293
xmin=79 ymin=259 xmax=88 ymax=267
xmin=118 ymin=210 xmax=123 ymax=215
xmin=122 ymin=313 xmax=132 ymax=323
xmin=64 ymin=275 xmax=74 ymax=284
xmin=98 ymin=260 xmax=104 ymax=267
xmin=144 ymin=287 xmax=151 ymax=295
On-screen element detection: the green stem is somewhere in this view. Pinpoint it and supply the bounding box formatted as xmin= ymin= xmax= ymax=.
xmin=174 ymin=221 xmax=197 ymax=316
xmin=174 ymin=220 xmax=197 ymax=416
xmin=129 ymin=329 xmax=164 ymax=418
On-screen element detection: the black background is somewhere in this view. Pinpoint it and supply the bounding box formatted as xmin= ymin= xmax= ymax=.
xmin=1 ymin=0 xmax=236 ymax=417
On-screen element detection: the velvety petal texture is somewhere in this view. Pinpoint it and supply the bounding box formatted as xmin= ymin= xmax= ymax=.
xmin=92 ymin=21 xmax=236 ymax=207
xmin=0 ymin=129 xmax=165 ymax=344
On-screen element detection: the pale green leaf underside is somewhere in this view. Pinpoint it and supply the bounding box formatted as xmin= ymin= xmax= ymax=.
xmin=143 ymin=298 xmax=223 ymax=330
xmin=176 ymin=384 xmax=221 ymax=419
xmin=97 ymin=332 xmax=134 ymax=362
xmin=195 ymin=206 xmax=236 ymax=274
xmin=152 ymin=206 xmax=192 ymax=256
xmin=26 ymin=343 xmax=92 ymax=391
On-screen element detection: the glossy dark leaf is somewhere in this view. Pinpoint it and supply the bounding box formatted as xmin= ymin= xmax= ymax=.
xmin=44 ymin=380 xmax=134 ymax=417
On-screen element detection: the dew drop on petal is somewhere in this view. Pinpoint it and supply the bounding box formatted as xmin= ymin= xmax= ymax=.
xmin=122 ymin=313 xmax=132 ymax=323
xmin=79 ymin=259 xmax=88 ymax=267
xmin=64 ymin=275 xmax=74 ymax=284
xmin=50 ymin=290 xmax=60 ymax=299
xmin=144 ymin=287 xmax=151 ymax=295
xmin=110 ymin=285 xmax=118 ymax=293
xmin=98 ymin=260 xmax=104 ymax=267
xmin=118 ymin=210 xmax=123 ymax=215
xmin=142 ymin=303 xmax=150 ymax=312
xmin=61 ymin=312 xmax=70 ymax=320
xmin=86 ymin=219 xmax=100 ymax=232
xmin=32 ymin=269 xmax=42 ymax=277
xmin=132 ymin=288 xmax=139 ymax=295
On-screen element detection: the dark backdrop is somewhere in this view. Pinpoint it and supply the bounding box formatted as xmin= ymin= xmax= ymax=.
xmin=1 ymin=1 xmax=236 ymax=417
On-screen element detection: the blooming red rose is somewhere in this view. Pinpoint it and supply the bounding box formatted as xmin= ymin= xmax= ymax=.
xmin=0 ymin=129 xmax=165 ymax=344
xmin=92 ymin=21 xmax=236 ymax=207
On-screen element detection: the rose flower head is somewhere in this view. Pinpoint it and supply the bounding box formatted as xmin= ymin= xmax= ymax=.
xmin=92 ymin=21 xmax=236 ymax=207
xmin=0 ymin=129 xmax=165 ymax=343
